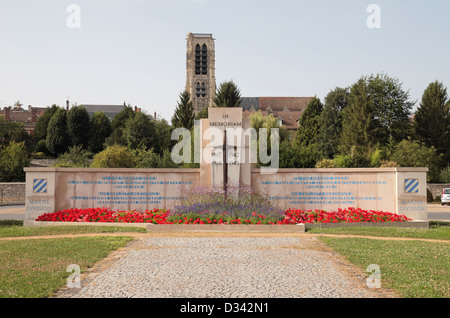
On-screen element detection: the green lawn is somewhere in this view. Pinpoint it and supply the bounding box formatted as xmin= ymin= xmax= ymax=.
xmin=0 ymin=236 xmax=133 ymax=298
xmin=319 ymin=237 xmax=449 ymax=298
xmin=0 ymin=220 xmax=146 ymax=238
xmin=308 ymin=221 xmax=450 ymax=241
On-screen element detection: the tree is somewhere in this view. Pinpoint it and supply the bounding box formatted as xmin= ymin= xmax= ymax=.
xmin=316 ymin=87 xmax=349 ymax=159
xmin=195 ymin=107 xmax=209 ymax=120
xmin=105 ymin=106 xmax=136 ymax=147
xmin=250 ymin=111 xmax=289 ymax=167
xmin=339 ymin=78 xmax=373 ymax=159
xmin=122 ymin=112 xmax=156 ymax=150
xmin=172 ymin=90 xmax=195 ymax=130
xmin=89 ymin=112 xmax=113 ymax=153
xmin=338 ymin=74 xmax=415 ymax=159
xmin=45 ymin=108 xmax=70 ymax=156
xmin=295 ymin=97 xmax=323 ymax=148
xmin=33 ymin=105 xmax=59 ymax=142
xmin=91 ymin=145 xmax=137 ymax=168
xmin=111 ymin=106 xmax=135 ymax=131
xmin=279 ymin=141 xmax=321 ymax=168
xmin=54 ymin=145 xmax=92 ymax=168
xmin=390 ymin=139 xmax=443 ymax=182
xmin=153 ymin=118 xmax=174 ymax=155
xmin=214 ymin=80 xmax=242 ymax=108
xmin=367 ymin=74 xmax=414 ymax=144
xmin=67 ymin=105 xmax=91 ymax=149
xmin=0 ymin=141 xmax=30 ymax=182
xmin=0 ymin=116 xmax=30 ymax=149
xmin=414 ymin=81 xmax=450 ymax=164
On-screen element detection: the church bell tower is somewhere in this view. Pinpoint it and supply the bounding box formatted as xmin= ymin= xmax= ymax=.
xmin=186 ymin=33 xmax=216 ymax=114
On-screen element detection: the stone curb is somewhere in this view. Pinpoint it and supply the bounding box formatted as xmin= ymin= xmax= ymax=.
xmin=23 ymin=220 xmax=430 ymax=232
xmin=23 ymin=220 xmax=306 ymax=233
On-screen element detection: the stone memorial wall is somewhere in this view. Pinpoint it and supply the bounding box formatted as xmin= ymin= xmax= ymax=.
xmin=24 ymin=107 xmax=429 ymax=222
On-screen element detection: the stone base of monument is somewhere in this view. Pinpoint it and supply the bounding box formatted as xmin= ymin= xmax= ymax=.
xmin=23 ymin=220 xmax=429 ymax=232
xmin=146 ymin=224 xmax=307 ymax=233
xmin=23 ymin=220 xmax=306 ymax=233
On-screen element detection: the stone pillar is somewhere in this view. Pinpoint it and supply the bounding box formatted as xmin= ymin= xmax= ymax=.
xmin=200 ymin=107 xmax=252 ymax=192
xmin=396 ymin=168 xmax=428 ymax=221
xmin=24 ymin=168 xmax=57 ymax=221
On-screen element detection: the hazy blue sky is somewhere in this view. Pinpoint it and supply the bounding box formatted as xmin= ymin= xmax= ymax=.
xmin=1 ymin=0 xmax=449 ymax=121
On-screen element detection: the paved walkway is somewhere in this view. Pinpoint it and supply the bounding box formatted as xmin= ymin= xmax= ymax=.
xmin=54 ymin=235 xmax=397 ymax=298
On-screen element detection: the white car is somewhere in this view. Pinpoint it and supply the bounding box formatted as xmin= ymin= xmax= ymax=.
xmin=442 ymin=188 xmax=450 ymax=206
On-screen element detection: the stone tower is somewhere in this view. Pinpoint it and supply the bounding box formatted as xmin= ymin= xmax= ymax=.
xmin=186 ymin=33 xmax=216 ymax=114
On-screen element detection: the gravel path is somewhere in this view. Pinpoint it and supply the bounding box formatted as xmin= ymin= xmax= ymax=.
xmin=57 ymin=236 xmax=393 ymax=298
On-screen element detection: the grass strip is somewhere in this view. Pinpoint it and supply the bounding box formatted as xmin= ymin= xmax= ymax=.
xmin=0 ymin=236 xmax=133 ymax=298
xmin=319 ymin=237 xmax=450 ymax=298
xmin=307 ymin=222 xmax=450 ymax=241
xmin=0 ymin=221 xmax=146 ymax=238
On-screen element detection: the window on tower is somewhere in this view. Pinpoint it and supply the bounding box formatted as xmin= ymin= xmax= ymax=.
xmin=201 ymin=82 xmax=207 ymax=97
xmin=195 ymin=44 xmax=208 ymax=75
xmin=196 ymin=82 xmax=201 ymax=97
xmin=196 ymin=82 xmax=207 ymax=98
xmin=202 ymin=44 xmax=208 ymax=75
xmin=195 ymin=45 xmax=201 ymax=75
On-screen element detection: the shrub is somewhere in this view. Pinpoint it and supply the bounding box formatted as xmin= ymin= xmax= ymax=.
xmin=91 ymin=145 xmax=137 ymax=168
xmin=390 ymin=139 xmax=442 ymax=182
xmin=380 ymin=160 xmax=398 ymax=168
xmin=0 ymin=141 xmax=30 ymax=182
xmin=54 ymin=146 xmax=92 ymax=168
xmin=439 ymin=166 xmax=450 ymax=183
xmin=315 ymin=158 xmax=338 ymax=168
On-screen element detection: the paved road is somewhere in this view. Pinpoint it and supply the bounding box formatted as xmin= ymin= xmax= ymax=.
xmin=0 ymin=205 xmax=26 ymax=220
xmin=1 ymin=204 xmax=449 ymax=221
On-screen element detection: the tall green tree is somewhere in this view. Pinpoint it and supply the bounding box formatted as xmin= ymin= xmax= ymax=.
xmin=153 ymin=119 xmax=174 ymax=155
xmin=414 ymin=81 xmax=450 ymax=164
xmin=338 ymin=78 xmax=373 ymax=166
xmin=89 ymin=112 xmax=113 ymax=153
xmin=122 ymin=112 xmax=156 ymax=150
xmin=105 ymin=106 xmax=136 ymax=147
xmin=67 ymin=106 xmax=91 ymax=149
xmin=0 ymin=117 xmax=30 ymax=148
xmin=33 ymin=105 xmax=59 ymax=142
xmin=316 ymin=87 xmax=349 ymax=159
xmin=172 ymin=90 xmax=195 ymax=130
xmin=367 ymin=74 xmax=414 ymax=144
xmin=214 ymin=80 xmax=242 ymax=108
xmin=46 ymin=108 xmax=70 ymax=156
xmin=295 ymin=97 xmax=323 ymax=148
xmin=111 ymin=106 xmax=135 ymax=131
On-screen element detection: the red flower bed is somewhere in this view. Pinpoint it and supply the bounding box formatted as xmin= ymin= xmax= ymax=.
xmin=36 ymin=208 xmax=169 ymax=224
xmin=36 ymin=207 xmax=411 ymax=224
xmin=283 ymin=207 xmax=411 ymax=224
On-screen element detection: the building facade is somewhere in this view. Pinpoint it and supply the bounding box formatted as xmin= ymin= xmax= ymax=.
xmin=185 ymin=33 xmax=216 ymax=114
xmin=0 ymin=104 xmax=47 ymax=135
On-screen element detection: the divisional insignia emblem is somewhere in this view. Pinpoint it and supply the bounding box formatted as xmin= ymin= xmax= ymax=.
xmin=404 ymin=179 xmax=419 ymax=194
xmin=33 ymin=179 xmax=48 ymax=193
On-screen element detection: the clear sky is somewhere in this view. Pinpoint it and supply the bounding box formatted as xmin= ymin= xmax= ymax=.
xmin=1 ymin=0 xmax=449 ymax=121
